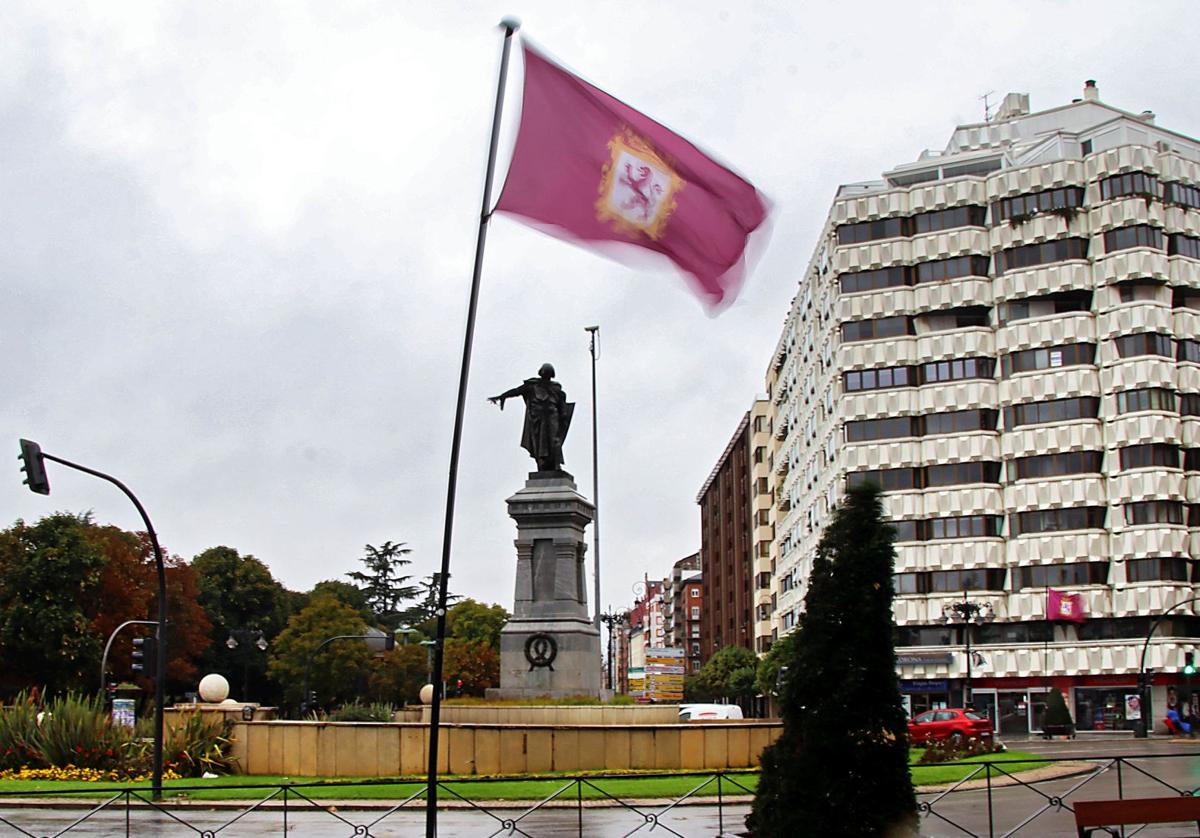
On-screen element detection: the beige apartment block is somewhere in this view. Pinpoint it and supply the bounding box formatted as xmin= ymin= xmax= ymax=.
xmin=769 ymin=82 xmax=1200 ymax=735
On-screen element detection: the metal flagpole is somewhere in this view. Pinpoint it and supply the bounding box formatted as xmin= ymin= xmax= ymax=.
xmin=425 ymin=18 xmax=519 ymax=837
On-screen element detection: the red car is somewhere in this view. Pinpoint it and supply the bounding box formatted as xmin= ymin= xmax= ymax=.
xmin=907 ymin=709 xmax=994 ymax=745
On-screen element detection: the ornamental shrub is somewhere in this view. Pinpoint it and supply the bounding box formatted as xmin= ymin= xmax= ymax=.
xmin=748 ymin=484 xmax=918 ymax=837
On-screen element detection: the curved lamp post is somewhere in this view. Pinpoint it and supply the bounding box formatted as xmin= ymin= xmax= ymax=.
xmin=17 ymin=439 xmax=169 ymax=799
xmin=939 ymin=592 xmax=995 ymax=708
xmin=1134 ymin=595 xmax=1200 ymax=738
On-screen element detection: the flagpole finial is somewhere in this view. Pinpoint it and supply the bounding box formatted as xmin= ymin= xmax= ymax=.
xmin=499 ymin=16 xmax=521 ymax=33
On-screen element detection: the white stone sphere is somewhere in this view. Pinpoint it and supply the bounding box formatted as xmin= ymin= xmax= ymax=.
xmin=198 ymin=673 xmax=230 ymax=703
xmin=419 ymin=684 xmax=434 ymax=705
xmin=220 ymin=699 xmax=238 ymax=705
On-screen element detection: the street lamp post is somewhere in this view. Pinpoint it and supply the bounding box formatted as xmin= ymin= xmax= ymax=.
xmin=600 ymin=608 xmax=625 ymax=691
xmin=585 ymin=325 xmax=601 ymax=634
xmin=301 ymin=631 xmax=397 ymax=714
xmin=225 ymin=629 xmax=269 ymax=703
xmin=940 ymin=591 xmax=995 ymax=708
xmin=17 ymin=439 xmax=169 ymax=800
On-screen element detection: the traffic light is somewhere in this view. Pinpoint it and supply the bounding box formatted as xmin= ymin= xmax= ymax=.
xmin=17 ymin=439 xmax=50 ymax=495
xmin=1185 ymin=652 xmax=1196 ymax=676
xmin=132 ymin=636 xmax=158 ymax=679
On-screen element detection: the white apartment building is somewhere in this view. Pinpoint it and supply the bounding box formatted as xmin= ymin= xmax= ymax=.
xmin=770 ymin=81 xmax=1200 ymax=736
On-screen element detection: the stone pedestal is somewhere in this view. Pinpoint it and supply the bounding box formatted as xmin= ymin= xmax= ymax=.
xmin=487 ymin=471 xmax=604 ymax=700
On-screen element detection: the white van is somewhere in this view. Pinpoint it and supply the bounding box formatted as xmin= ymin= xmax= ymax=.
xmin=679 ymin=703 xmax=744 ymax=721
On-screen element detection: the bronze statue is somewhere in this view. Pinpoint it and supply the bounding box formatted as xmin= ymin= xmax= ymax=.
xmin=490 ymin=363 xmax=574 ymax=473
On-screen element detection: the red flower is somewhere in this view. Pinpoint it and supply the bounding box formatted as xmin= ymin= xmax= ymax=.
xmin=74 ymin=745 xmax=84 ymax=753
xmin=105 ymin=749 xmax=113 ymax=757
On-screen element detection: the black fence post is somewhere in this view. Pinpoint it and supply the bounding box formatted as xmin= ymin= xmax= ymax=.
xmin=717 ymin=773 xmax=725 ymax=834
xmin=577 ymin=778 xmax=583 ymax=836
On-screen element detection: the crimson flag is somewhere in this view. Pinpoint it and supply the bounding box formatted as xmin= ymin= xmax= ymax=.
xmin=1047 ymin=588 xmax=1086 ymax=623
xmin=496 ymin=43 xmax=769 ymax=311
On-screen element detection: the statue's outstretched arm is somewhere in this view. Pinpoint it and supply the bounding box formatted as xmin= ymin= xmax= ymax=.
xmin=488 ymin=383 xmax=526 ymax=409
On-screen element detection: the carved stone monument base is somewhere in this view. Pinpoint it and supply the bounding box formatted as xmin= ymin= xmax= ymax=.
xmin=486 ymin=471 xmax=604 ymax=700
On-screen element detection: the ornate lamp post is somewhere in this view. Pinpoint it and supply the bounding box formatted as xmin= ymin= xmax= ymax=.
xmin=225 ymin=629 xmax=269 ymax=703
xmin=600 ymin=608 xmax=627 ymax=691
xmin=940 ymin=592 xmax=994 ymax=708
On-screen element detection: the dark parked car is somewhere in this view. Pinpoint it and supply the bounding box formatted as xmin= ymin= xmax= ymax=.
xmin=907 ymin=708 xmax=994 ymax=745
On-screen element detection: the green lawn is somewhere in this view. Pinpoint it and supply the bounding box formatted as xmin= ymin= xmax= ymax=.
xmin=0 ymin=752 xmax=1046 ymax=801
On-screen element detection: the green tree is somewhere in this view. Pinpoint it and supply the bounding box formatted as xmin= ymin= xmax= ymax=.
xmin=690 ymin=645 xmax=758 ymax=705
xmin=0 ymin=513 xmax=106 ymax=694
xmin=755 ymin=631 xmax=798 ymax=701
xmin=346 ymin=541 xmax=418 ymax=630
xmin=191 ymin=546 xmax=292 ymax=703
xmin=367 ymin=644 xmax=429 ymax=706
xmin=309 ymin=579 xmax=372 ymax=622
xmin=749 ymin=484 xmax=917 ymax=837
xmin=267 ymin=595 xmax=371 ymax=708
xmin=401 ymin=572 xmax=461 ymax=631
xmin=447 ymin=599 xmax=508 ymax=650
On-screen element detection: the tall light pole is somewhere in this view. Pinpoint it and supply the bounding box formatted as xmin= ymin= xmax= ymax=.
xmin=600 ymin=608 xmax=625 ymax=691
xmin=585 ymin=325 xmax=601 ymax=633
xmin=225 ymin=629 xmax=269 ymax=703
xmin=940 ymin=591 xmax=994 ymax=708
xmin=18 ymin=439 xmax=169 ymax=799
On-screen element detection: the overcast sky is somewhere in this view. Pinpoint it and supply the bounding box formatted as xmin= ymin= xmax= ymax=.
xmin=4 ymin=1 xmax=1199 ymax=616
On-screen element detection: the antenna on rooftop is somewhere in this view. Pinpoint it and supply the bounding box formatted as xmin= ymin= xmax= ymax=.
xmin=980 ymin=90 xmax=997 ymax=123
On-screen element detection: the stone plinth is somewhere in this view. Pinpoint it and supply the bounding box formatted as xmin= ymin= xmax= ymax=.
xmin=487 ymin=471 xmax=603 ymax=700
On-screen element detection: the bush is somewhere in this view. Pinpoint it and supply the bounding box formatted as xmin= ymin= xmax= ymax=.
xmin=917 ymin=737 xmax=1006 ymax=764
xmin=328 ymin=701 xmax=395 ymax=722
xmin=1043 ymin=688 xmax=1073 ymax=728
xmin=0 ymin=691 xmax=235 ymax=778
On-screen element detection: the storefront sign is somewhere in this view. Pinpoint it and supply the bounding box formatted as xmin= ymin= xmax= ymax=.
xmin=901 ymin=679 xmax=948 ymax=693
xmin=897 ymin=653 xmax=953 ymax=666
xmin=1125 ymin=693 xmax=1142 ymax=721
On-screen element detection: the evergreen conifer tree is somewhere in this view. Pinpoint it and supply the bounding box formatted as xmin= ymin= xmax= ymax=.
xmin=748 ymin=484 xmax=917 ymax=837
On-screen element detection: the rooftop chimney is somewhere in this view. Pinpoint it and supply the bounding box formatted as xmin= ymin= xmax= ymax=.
xmin=1083 ymin=79 xmax=1099 ymax=102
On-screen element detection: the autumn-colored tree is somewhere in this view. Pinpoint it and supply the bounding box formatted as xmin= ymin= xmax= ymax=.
xmin=267 ymin=595 xmax=371 ymax=709
xmin=367 ymin=644 xmax=429 ymax=706
xmin=443 ymin=638 xmax=499 ymax=697
xmin=85 ymin=526 xmax=211 ymax=691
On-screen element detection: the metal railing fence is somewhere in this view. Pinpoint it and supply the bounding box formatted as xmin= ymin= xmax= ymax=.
xmin=0 ymin=753 xmax=1199 ymax=836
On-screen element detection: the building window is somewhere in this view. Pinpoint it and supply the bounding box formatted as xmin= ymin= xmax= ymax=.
xmin=1000 ymin=343 xmax=1094 ymax=377
xmin=1115 ymin=332 xmax=1173 ymax=359
xmin=992 ymin=186 xmax=1085 ymax=223
xmin=1004 ymin=397 xmax=1099 ymax=429
xmin=925 ymin=515 xmax=1003 ymax=539
xmin=995 ymin=238 xmax=1089 ymax=274
xmin=1125 ymin=501 xmax=1185 ymax=526
xmin=1182 ymin=394 xmax=1200 ymax=415
xmin=838 ymin=265 xmax=911 ymax=294
xmin=1101 ymin=172 xmax=1159 ymax=201
xmin=1179 ymin=340 xmax=1200 ymax=364
xmin=919 ymin=357 xmax=994 ymax=385
xmin=690 ymin=588 xmax=700 ymax=597
xmin=1104 ymin=225 xmax=1164 ymax=253
xmin=1013 ymin=451 xmax=1103 ymax=480
xmin=923 ymin=461 xmax=1001 ymax=487
xmin=997 ymin=290 xmax=1091 ymax=325
xmin=845 ymin=416 xmax=918 ymax=443
xmin=889 ymin=519 xmax=920 ymax=543
xmin=1119 ymin=444 xmax=1179 ymax=470
xmin=847 ymin=468 xmax=919 ymax=492
xmin=690 ymin=606 xmax=701 ymax=619
xmin=1011 ymin=561 xmax=1109 ymax=588
xmin=1116 ymin=388 xmax=1177 ymax=414
xmin=894 ymin=625 xmax=955 ymax=647
xmin=837 ymin=216 xmax=908 ymax=245
xmin=1125 ymin=557 xmax=1193 ymax=583
xmin=841 ymin=315 xmax=914 ymax=342
xmin=912 ymin=205 xmax=987 ymax=234
xmin=914 ymin=255 xmax=990 ymax=284
xmin=894 ymin=569 xmax=1005 ymax=593
xmin=1013 ymin=506 xmax=1106 ymax=536
xmin=922 ymin=409 xmax=998 ymax=436
xmin=843 ymin=365 xmax=915 ymax=392
xmin=1169 ymin=235 xmax=1200 ymax=260
xmin=1164 ymin=182 xmax=1200 ymax=210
